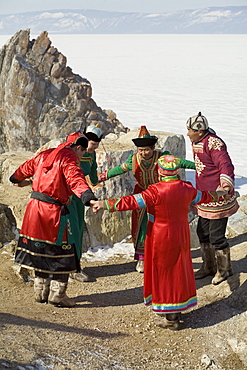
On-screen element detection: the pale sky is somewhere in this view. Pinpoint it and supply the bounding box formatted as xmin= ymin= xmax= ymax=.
xmin=0 ymin=0 xmax=247 ymax=15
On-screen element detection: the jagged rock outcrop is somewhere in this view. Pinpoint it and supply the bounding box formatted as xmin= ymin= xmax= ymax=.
xmin=227 ymin=195 xmax=247 ymax=237
xmin=0 ymin=29 xmax=127 ymax=154
xmin=0 ymin=152 xmax=33 ymax=242
xmin=0 ymin=29 xmax=190 ymax=249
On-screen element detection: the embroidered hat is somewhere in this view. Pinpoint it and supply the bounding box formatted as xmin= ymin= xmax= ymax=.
xmin=132 ymin=126 xmax=158 ymax=147
xmin=186 ymin=112 xmax=209 ymax=131
xmin=158 ymin=155 xmax=180 ymax=176
xmin=84 ymin=125 xmax=103 ymax=142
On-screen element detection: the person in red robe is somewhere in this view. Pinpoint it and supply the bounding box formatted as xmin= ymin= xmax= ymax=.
xmin=9 ymin=136 xmax=97 ymax=307
xmin=91 ymin=155 xmax=226 ymax=330
xmin=99 ymin=126 xmax=196 ymax=273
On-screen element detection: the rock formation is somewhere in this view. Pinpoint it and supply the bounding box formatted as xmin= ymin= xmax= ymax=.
xmin=0 ymin=29 xmax=127 ymax=154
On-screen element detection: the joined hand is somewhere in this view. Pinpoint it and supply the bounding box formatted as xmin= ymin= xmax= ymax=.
xmin=90 ymin=200 xmax=104 ymax=214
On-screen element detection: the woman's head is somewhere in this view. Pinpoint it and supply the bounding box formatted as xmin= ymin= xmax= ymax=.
xmin=84 ymin=125 xmax=103 ymax=142
xmin=84 ymin=125 xmax=103 ymax=153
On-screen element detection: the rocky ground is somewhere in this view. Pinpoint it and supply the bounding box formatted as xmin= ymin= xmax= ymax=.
xmin=0 ymin=233 xmax=247 ymax=370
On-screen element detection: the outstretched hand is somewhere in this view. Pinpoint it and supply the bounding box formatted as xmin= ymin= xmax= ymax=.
xmin=90 ymin=200 xmax=104 ymax=214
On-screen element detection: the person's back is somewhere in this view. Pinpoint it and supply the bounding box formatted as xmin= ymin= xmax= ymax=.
xmin=91 ymin=154 xmax=227 ymax=329
xmin=149 ymin=180 xmax=197 ymax=224
xmin=31 ymin=148 xmax=82 ymax=202
xmin=143 ymin=179 xmax=197 ymax=303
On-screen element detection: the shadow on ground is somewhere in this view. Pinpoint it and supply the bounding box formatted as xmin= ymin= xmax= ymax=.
xmin=0 ymin=312 xmax=127 ymax=339
xmin=82 ymin=261 xmax=137 ymax=279
xmin=75 ymin=286 xmax=143 ymax=307
xmin=183 ymin=279 xmax=247 ymax=330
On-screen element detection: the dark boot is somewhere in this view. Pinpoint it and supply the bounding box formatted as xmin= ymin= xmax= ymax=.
xmin=34 ymin=277 xmax=51 ymax=303
xmin=155 ymin=313 xmax=180 ymax=330
xmin=48 ymin=280 xmax=76 ymax=307
xmin=212 ymin=247 xmax=233 ymax=285
xmin=195 ymin=242 xmax=217 ymax=279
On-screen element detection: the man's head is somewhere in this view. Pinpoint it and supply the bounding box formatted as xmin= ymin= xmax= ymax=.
xmin=186 ymin=112 xmax=209 ymax=143
xmin=43 ymin=134 xmax=88 ymax=171
xmin=70 ymin=137 xmax=88 ymax=159
xmin=137 ymin=146 xmax=155 ymax=160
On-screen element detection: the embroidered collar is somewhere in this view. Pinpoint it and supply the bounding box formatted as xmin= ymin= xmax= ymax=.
xmin=160 ymin=175 xmax=179 ymax=182
xmin=137 ymin=151 xmax=159 ymax=172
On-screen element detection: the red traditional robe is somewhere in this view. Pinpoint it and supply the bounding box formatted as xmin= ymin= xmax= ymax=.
xmin=13 ymin=147 xmax=91 ymax=244
xmin=105 ymin=179 xmax=220 ymax=314
xmin=105 ymin=151 xmax=195 ymax=261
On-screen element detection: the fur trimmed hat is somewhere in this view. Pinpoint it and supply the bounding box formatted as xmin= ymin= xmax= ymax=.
xmin=186 ymin=112 xmax=209 ymax=131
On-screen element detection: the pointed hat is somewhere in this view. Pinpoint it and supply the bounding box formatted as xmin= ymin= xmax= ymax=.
xmin=132 ymin=126 xmax=158 ymax=147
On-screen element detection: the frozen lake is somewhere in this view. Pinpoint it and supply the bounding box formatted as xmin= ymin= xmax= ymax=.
xmin=1 ymin=33 xmax=247 ymax=194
